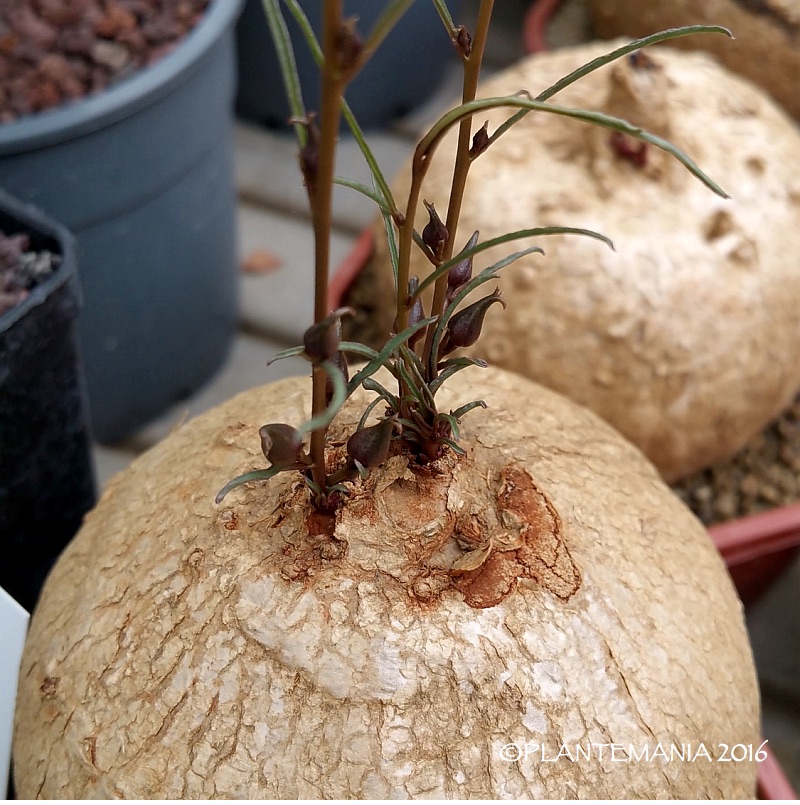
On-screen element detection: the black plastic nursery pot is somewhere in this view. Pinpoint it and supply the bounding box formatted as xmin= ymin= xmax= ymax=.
xmin=0 ymin=190 xmax=96 ymax=614
xmin=0 ymin=0 xmax=244 ymax=443
xmin=235 ymin=0 xmax=462 ymax=131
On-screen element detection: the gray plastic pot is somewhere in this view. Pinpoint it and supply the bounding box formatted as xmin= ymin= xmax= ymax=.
xmin=0 ymin=0 xmax=244 ymax=443
xmin=236 ymin=0 xmax=462 ymax=130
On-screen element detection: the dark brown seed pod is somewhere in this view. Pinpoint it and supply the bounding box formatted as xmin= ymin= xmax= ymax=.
xmin=447 ymin=230 xmax=479 ymax=295
xmin=442 ymin=288 xmax=506 ymax=354
xmin=346 ymin=417 xmax=397 ymax=470
xmin=295 ymin=114 xmax=320 ymax=195
xmin=406 ymin=276 xmax=426 ymax=347
xmin=325 ymin=351 xmax=350 ymax=406
xmin=469 ymin=123 xmax=490 ymax=159
xmin=422 ymin=200 xmax=448 ymax=262
xmin=303 ymin=307 xmax=355 ymax=364
xmin=335 ymin=17 xmax=363 ymax=78
xmin=453 ymin=25 xmax=472 ymax=58
xmin=259 ymin=423 xmax=304 ymax=467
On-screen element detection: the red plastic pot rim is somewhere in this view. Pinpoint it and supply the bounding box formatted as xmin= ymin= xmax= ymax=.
xmin=523 ymin=0 xmax=566 ymax=55
xmin=709 ymin=503 xmax=800 ymax=567
xmin=758 ymin=745 xmax=798 ymax=800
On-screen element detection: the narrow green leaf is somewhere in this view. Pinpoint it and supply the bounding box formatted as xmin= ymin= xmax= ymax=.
xmin=429 ymin=248 xmax=546 ymax=378
xmin=451 ymin=399 xmax=487 ymax=420
xmin=338 ymin=341 xmax=380 ymax=360
xmin=393 ymin=358 xmax=428 ymax=408
xmin=215 ymin=466 xmax=284 ymax=504
xmin=398 ymin=343 xmax=427 ymax=381
xmin=486 ymin=27 xmax=733 ymax=148
xmin=415 ymin=226 xmax=613 ymax=299
xmin=261 ymin=0 xmax=306 ymax=144
xmin=437 ymin=412 xmax=461 ymax=442
xmin=299 ymin=360 xmax=347 ymax=435
xmin=347 ymin=315 xmax=438 ymax=395
xmin=442 ymin=437 xmax=466 ymax=455
xmin=281 ymin=0 xmax=322 ymax=62
xmin=438 ymin=356 xmax=488 ymax=371
xmin=362 ymin=0 xmax=414 ymax=62
xmin=382 ymin=210 xmax=401 ymax=291
xmin=395 ymin=416 xmax=425 ymax=436
xmin=399 ymin=345 xmax=437 ymax=408
xmin=362 ymin=377 xmax=400 ymax=409
xmin=266 ymin=345 xmax=306 ymax=365
xmin=342 ymin=104 xmax=397 ymax=215
xmin=333 ymin=177 xmax=392 ymax=213
xmin=418 ymin=95 xmax=728 ymax=199
xmin=357 ymin=394 xmax=389 ymax=431
xmin=304 ymin=476 xmax=323 ymax=496
xmin=537 ymin=26 xmax=732 ymax=103
xmin=429 ymin=358 xmax=487 ymax=395
xmin=430 ymin=0 xmax=456 ymax=33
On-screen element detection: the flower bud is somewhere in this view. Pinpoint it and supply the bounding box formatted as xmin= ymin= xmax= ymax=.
xmin=303 ymin=307 xmax=354 ymax=364
xmin=396 ymin=276 xmax=426 ymax=348
xmin=346 ymin=417 xmax=397 ymax=470
xmin=325 ymin=351 xmax=350 ymax=406
xmin=296 ymin=115 xmax=320 ymax=195
xmin=442 ymin=288 xmax=506 ymax=354
xmin=335 ymin=17 xmax=363 ymax=78
xmin=447 ymin=230 xmax=479 ymax=295
xmin=469 ymin=122 xmax=490 ymax=159
xmin=422 ymin=200 xmax=448 ymax=262
xmin=453 ymin=25 xmax=472 ymax=57
xmin=259 ymin=423 xmax=304 ymax=467
xmin=628 ymin=49 xmax=657 ymax=71
xmin=610 ymin=131 xmax=647 ymax=168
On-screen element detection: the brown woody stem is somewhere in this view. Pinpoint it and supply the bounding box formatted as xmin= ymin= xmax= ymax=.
xmin=309 ymin=0 xmax=345 ymax=492
xmin=420 ymin=0 xmax=494 ymax=372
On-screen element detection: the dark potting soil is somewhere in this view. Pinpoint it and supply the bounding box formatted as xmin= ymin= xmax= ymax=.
xmin=341 ymin=254 xmax=800 ymax=528
xmin=672 ymin=394 xmax=800 ymax=525
xmin=0 ymin=229 xmax=60 ymax=315
xmin=0 ymin=0 xmax=211 ymax=122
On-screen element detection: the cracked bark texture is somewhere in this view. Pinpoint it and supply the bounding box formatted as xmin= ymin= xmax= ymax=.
xmin=14 ymin=367 xmax=758 ymax=798
xmin=371 ymin=42 xmax=800 ymax=482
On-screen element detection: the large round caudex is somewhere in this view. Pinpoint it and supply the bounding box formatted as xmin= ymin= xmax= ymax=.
xmin=372 ymin=42 xmax=800 ymax=482
xmin=14 ymin=367 xmax=758 ymax=798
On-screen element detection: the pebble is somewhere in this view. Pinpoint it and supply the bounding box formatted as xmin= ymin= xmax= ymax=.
xmin=672 ymin=392 xmax=800 ymax=525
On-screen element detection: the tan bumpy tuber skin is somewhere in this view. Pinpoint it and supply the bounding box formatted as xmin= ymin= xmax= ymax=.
xmin=14 ymin=367 xmax=759 ymax=798
xmin=372 ymin=42 xmax=800 ymax=482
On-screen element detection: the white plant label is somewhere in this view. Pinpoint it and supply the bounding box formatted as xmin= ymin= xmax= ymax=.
xmin=0 ymin=587 xmax=28 ymax=798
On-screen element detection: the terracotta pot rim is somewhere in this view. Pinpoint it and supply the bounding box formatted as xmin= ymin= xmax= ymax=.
xmin=523 ymin=0 xmax=566 ymax=55
xmin=326 ymin=227 xmax=374 ymax=313
xmin=709 ymin=502 xmax=800 ymax=567
xmin=758 ymin=745 xmax=798 ymax=800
